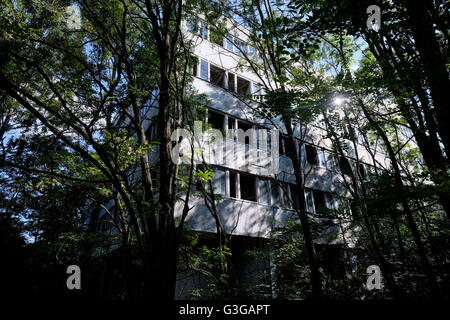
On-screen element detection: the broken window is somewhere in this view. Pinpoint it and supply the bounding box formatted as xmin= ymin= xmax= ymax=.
xmin=350 ymin=201 xmax=361 ymax=220
xmin=305 ymin=189 xmax=315 ymax=213
xmin=300 ymin=143 xmax=307 ymax=168
xmin=280 ymin=183 xmax=292 ymax=209
xmin=229 ymin=171 xmax=237 ymax=198
xmin=289 ymin=184 xmax=300 ymax=210
xmin=237 ymin=76 xmax=250 ymax=95
xmin=191 ymin=56 xmax=198 ymax=77
xmin=305 ymin=144 xmax=318 ymax=165
xmin=313 ymin=190 xmax=326 ymax=213
xmin=208 ymin=110 xmax=224 ymax=131
xmin=228 ymin=72 xmax=236 ymax=92
xmin=271 ymin=180 xmax=281 ymax=207
xmin=338 ymin=156 xmax=352 ymax=176
xmin=282 ymin=136 xmax=295 ymax=156
xmin=210 ymin=64 xmax=225 ymax=88
xmin=279 ymin=134 xmax=285 ymax=155
xmin=240 ymin=173 xmax=256 ymax=202
xmin=358 ymin=163 xmax=367 ymax=180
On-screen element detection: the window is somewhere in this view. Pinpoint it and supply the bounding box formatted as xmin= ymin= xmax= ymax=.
xmin=344 ymin=125 xmax=356 ymax=139
xmin=212 ymin=169 xmax=226 ymax=195
xmin=228 ymin=72 xmax=236 ymax=92
xmin=237 ymin=76 xmax=250 ymax=95
xmin=234 ymin=38 xmax=247 ymax=55
xmin=279 ymin=135 xmax=285 ymax=155
xmin=317 ymin=149 xmax=327 ymax=168
xmin=326 ymin=152 xmax=338 ymax=171
xmin=300 ymin=143 xmax=307 ymax=168
xmin=248 ymin=45 xmax=258 ymax=59
xmin=200 ymin=22 xmax=208 ymax=39
xmin=200 ymin=60 xmax=208 ymax=80
xmin=226 ymin=36 xmax=233 ymax=51
xmin=229 ymin=171 xmax=237 ymax=198
xmin=188 ymin=20 xmax=197 ymax=33
xmin=305 ymin=145 xmax=318 ymax=165
xmin=305 ymin=189 xmax=315 ymax=213
xmin=338 ymin=156 xmax=352 ymax=176
xmin=146 ymin=122 xmax=159 ymax=141
xmin=350 ymin=201 xmax=361 ymax=220
xmin=324 ymin=193 xmax=335 ymax=210
xmin=271 ymin=180 xmax=281 ymax=207
xmin=191 ymin=56 xmax=198 ymax=77
xmin=252 ymin=83 xmax=261 ymax=95
xmin=210 ymin=64 xmax=225 ymax=88
xmin=280 ymin=183 xmax=292 ymax=209
xmin=210 ymin=30 xmax=224 ymax=47
xmin=208 ymin=110 xmax=224 ymax=131
xmin=283 ymin=136 xmax=295 ymax=157
xmin=240 ymin=173 xmax=256 ymax=202
xmin=358 ymin=163 xmax=367 ymax=180
xmin=313 ymin=190 xmax=326 ymax=213
xmin=259 ymin=178 xmax=270 ymax=205
xmin=289 ymin=184 xmax=300 ymax=210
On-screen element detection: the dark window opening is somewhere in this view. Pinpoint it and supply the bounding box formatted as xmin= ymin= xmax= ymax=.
xmin=237 ymin=76 xmax=250 ymax=95
xmin=339 ymin=157 xmax=352 ymax=175
xmin=358 ymin=163 xmax=367 ymax=180
xmin=191 ymin=56 xmax=198 ymax=77
xmin=210 ymin=64 xmax=225 ymax=88
xmin=228 ymin=117 xmax=235 ymax=130
xmin=289 ymin=184 xmax=300 ymax=210
xmin=283 ymin=136 xmax=294 ymax=157
xmin=279 ymin=135 xmax=285 ymax=155
xmin=316 ymin=244 xmax=346 ymax=280
xmin=240 ymin=173 xmax=256 ymax=202
xmin=313 ymin=190 xmax=326 ymax=213
xmin=229 ymin=171 xmax=237 ymax=198
xmin=350 ymin=201 xmax=361 ymax=220
xmin=228 ymin=73 xmax=236 ymax=92
xmin=305 ymin=144 xmax=318 ymax=165
xmin=208 ymin=110 xmax=224 ymax=131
